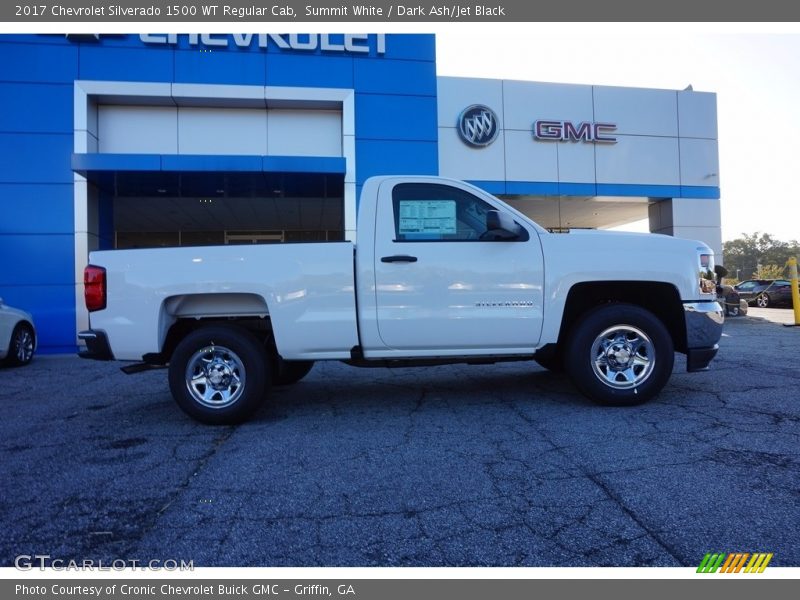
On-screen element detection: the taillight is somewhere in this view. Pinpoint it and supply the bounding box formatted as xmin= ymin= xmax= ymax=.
xmin=84 ymin=265 xmax=106 ymax=312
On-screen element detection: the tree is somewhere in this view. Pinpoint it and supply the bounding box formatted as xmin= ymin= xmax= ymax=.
xmin=723 ymin=233 xmax=800 ymax=281
xmin=758 ymin=264 xmax=788 ymax=280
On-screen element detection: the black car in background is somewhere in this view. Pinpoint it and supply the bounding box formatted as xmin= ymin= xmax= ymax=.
xmin=734 ymin=279 xmax=794 ymax=308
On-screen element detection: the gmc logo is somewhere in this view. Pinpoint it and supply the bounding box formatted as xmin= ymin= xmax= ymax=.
xmin=534 ymin=120 xmax=617 ymax=144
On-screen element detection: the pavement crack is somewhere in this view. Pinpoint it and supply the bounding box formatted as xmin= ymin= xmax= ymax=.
xmin=582 ymin=471 xmax=684 ymax=565
xmin=126 ymin=426 xmax=237 ymax=556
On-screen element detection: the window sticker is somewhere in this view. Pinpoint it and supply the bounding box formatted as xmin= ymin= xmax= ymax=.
xmin=398 ymin=200 xmax=457 ymax=235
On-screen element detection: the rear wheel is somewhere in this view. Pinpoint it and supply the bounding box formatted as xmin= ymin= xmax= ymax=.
xmin=4 ymin=323 xmax=35 ymax=367
xmin=755 ymin=292 xmax=770 ymax=308
xmin=168 ymin=326 xmax=269 ymax=425
xmin=565 ymin=304 xmax=673 ymax=406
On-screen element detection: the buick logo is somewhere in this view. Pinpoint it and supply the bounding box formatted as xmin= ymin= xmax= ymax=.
xmin=457 ymin=105 xmax=499 ymax=147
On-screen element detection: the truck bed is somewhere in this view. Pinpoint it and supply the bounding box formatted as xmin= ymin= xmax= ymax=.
xmin=88 ymin=242 xmax=359 ymax=361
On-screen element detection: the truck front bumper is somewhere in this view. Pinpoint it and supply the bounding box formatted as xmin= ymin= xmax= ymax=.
xmin=78 ymin=330 xmax=114 ymax=361
xmin=683 ymin=301 xmax=724 ymax=372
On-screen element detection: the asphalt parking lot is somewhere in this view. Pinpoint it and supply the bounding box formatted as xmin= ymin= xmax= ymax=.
xmin=1 ymin=309 xmax=799 ymax=567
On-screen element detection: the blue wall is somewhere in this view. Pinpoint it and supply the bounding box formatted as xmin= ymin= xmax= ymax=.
xmin=0 ymin=34 xmax=439 ymax=353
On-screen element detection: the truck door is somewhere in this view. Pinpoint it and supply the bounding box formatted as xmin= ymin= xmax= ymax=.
xmin=372 ymin=180 xmax=545 ymax=354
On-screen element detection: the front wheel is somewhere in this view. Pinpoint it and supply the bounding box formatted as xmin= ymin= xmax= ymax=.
xmin=4 ymin=323 xmax=35 ymax=366
xmin=755 ymin=292 xmax=770 ymax=308
xmin=168 ymin=326 xmax=269 ymax=425
xmin=564 ymin=304 xmax=674 ymax=406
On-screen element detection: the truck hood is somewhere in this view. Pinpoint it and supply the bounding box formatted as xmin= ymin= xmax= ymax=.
xmin=538 ymin=229 xmax=713 ymax=303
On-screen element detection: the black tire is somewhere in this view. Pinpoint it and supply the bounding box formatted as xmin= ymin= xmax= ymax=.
xmin=564 ymin=304 xmax=674 ymax=407
xmin=4 ymin=322 xmax=35 ymax=367
xmin=755 ymin=292 xmax=770 ymax=308
xmin=723 ymin=291 xmax=741 ymax=317
xmin=168 ymin=326 xmax=269 ymax=425
xmin=274 ymin=360 xmax=315 ymax=386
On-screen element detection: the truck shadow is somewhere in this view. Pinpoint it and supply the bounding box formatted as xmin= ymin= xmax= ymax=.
xmin=252 ymin=363 xmax=589 ymax=423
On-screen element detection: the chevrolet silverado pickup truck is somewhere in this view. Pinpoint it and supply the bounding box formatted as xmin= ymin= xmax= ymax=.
xmin=79 ymin=176 xmax=724 ymax=424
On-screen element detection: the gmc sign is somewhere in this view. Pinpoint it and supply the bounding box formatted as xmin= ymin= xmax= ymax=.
xmin=534 ymin=120 xmax=617 ymax=144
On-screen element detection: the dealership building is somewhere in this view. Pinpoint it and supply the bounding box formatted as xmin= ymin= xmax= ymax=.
xmin=0 ymin=33 xmax=721 ymax=354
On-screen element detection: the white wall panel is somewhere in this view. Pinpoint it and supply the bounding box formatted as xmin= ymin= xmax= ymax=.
xmin=678 ymin=91 xmax=717 ymax=139
xmin=670 ymin=198 xmax=721 ymax=227
xmin=267 ymin=110 xmax=341 ymax=157
xmin=437 ymin=77 xmax=504 ymax=130
xmin=97 ymin=104 xmax=342 ymax=157
xmin=593 ymin=86 xmax=678 ymax=137
xmin=438 ymin=126 xmax=506 ymax=181
xmin=343 ymin=135 xmax=356 ymax=183
xmin=680 ymin=138 xmax=720 ymax=187
xmin=97 ymin=105 xmax=178 ymax=154
xmin=668 ymin=225 xmax=722 ymax=258
xmin=650 ymin=199 xmax=721 ymax=231
xmin=344 ymin=181 xmax=357 ymax=242
xmin=556 ymin=142 xmax=596 ymax=183
xmin=178 ymin=107 xmax=267 ymax=155
xmin=596 ymin=135 xmax=680 ymax=186
xmin=504 ymin=130 xmax=558 ymax=183
xmin=172 ymin=83 xmax=266 ymax=107
xmin=503 ymin=81 xmax=594 ymax=131
xmin=649 ymin=200 xmax=722 ymax=257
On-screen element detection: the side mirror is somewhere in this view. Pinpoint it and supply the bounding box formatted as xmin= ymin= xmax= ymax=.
xmin=485 ymin=210 xmax=526 ymax=241
xmin=714 ymin=265 xmax=728 ymax=280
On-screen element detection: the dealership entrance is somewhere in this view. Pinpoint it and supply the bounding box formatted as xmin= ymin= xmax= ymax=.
xmin=87 ymin=170 xmax=345 ymax=249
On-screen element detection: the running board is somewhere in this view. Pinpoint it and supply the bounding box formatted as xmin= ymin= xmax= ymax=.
xmin=120 ymin=363 xmax=166 ymax=375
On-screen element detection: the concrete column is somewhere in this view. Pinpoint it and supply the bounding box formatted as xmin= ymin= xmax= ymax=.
xmin=648 ymin=197 xmax=722 ymax=258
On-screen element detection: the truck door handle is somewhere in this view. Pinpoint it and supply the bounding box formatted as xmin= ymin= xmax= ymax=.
xmin=381 ymin=255 xmax=418 ymax=263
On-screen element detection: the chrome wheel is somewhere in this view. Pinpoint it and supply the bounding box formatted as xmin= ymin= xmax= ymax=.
xmin=590 ymin=325 xmax=655 ymax=390
xmin=184 ymin=345 xmax=246 ymax=409
xmin=756 ymin=293 xmax=770 ymax=308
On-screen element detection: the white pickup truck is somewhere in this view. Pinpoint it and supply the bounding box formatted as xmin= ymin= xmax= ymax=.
xmin=79 ymin=176 xmax=724 ymax=424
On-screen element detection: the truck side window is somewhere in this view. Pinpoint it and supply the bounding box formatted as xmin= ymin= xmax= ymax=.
xmin=392 ymin=183 xmax=497 ymax=241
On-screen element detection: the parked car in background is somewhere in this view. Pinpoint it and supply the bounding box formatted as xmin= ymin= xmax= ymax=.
xmin=0 ymin=297 xmax=36 ymax=366
xmin=734 ymin=279 xmax=794 ymax=308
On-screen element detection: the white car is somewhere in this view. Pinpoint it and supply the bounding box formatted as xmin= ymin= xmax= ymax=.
xmin=0 ymin=297 xmax=36 ymax=367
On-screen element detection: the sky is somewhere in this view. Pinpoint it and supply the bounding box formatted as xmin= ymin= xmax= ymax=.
xmin=435 ymin=28 xmax=800 ymax=243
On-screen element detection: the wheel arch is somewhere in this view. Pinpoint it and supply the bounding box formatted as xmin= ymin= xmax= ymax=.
xmin=154 ymin=293 xmax=273 ymax=364
xmin=557 ymin=281 xmax=687 ymax=353
xmin=15 ymin=319 xmax=36 ymax=343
